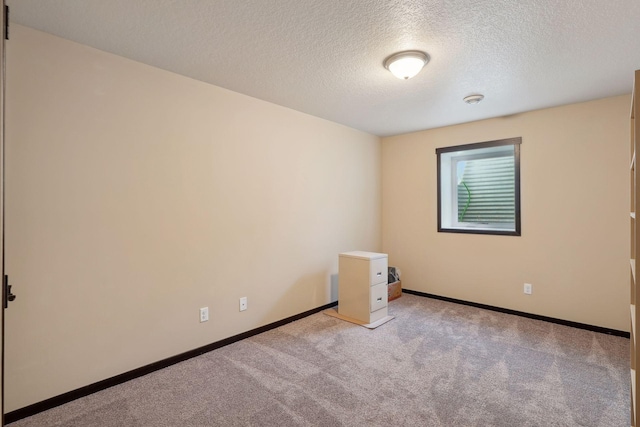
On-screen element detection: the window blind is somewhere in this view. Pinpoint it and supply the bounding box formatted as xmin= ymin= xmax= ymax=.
xmin=457 ymin=155 xmax=515 ymax=223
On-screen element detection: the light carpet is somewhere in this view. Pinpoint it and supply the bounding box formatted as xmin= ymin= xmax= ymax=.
xmin=8 ymin=294 xmax=630 ymax=426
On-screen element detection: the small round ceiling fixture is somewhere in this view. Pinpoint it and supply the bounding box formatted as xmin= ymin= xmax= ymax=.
xmin=463 ymin=94 xmax=484 ymax=104
xmin=384 ymin=50 xmax=429 ymax=80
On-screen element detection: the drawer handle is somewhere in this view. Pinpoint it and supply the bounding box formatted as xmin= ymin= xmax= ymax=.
xmin=376 ymin=297 xmax=382 ymax=302
xmin=376 ymin=272 xmax=382 ymax=276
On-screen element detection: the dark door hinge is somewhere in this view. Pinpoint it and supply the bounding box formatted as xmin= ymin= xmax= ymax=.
xmin=4 ymin=275 xmax=16 ymax=309
xmin=4 ymin=5 xmax=8 ymax=40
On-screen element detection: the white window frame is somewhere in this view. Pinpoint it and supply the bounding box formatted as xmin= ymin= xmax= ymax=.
xmin=436 ymin=138 xmax=521 ymax=236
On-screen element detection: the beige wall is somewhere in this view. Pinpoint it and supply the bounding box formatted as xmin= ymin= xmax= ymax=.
xmin=382 ymin=95 xmax=630 ymax=332
xmin=4 ymin=25 xmax=382 ymax=411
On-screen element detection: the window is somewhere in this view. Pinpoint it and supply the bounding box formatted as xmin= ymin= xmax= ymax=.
xmin=436 ymin=137 xmax=521 ymax=236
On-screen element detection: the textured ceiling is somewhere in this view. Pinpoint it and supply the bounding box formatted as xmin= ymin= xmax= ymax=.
xmin=7 ymin=0 xmax=640 ymax=137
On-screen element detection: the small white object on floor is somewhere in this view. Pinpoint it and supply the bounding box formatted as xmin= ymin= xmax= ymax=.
xmin=323 ymin=308 xmax=394 ymax=329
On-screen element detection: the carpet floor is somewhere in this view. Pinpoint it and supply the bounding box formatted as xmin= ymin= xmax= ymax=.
xmin=8 ymin=293 xmax=630 ymax=426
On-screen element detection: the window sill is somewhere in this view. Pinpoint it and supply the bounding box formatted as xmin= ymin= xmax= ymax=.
xmin=438 ymin=227 xmax=521 ymax=236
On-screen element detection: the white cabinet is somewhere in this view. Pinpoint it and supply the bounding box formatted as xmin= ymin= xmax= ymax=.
xmin=338 ymin=251 xmax=388 ymax=324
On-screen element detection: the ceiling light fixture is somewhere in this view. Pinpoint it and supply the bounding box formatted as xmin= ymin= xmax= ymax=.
xmin=463 ymin=94 xmax=484 ymax=104
xmin=384 ymin=50 xmax=429 ymax=80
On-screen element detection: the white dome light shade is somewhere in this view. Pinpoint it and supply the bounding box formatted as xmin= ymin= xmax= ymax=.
xmin=384 ymin=51 xmax=429 ymax=80
xmin=463 ymin=94 xmax=485 ymax=104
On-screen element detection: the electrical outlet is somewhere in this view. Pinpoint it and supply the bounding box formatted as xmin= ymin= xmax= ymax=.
xmin=524 ymin=283 xmax=532 ymax=295
xmin=239 ymin=297 xmax=247 ymax=312
xmin=200 ymin=307 xmax=209 ymax=322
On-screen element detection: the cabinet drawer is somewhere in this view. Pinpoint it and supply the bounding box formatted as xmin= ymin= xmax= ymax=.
xmin=370 ymin=283 xmax=388 ymax=312
xmin=369 ymin=257 xmax=387 ymax=286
